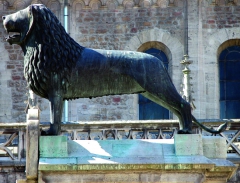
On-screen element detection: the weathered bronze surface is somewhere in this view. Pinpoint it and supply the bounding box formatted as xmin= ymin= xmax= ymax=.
xmin=2 ymin=4 xmax=226 ymax=135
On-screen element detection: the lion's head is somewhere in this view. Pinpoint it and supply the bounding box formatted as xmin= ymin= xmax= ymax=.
xmin=3 ymin=4 xmax=83 ymax=98
xmin=3 ymin=5 xmax=34 ymax=45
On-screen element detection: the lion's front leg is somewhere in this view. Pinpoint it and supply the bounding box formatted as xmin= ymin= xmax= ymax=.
xmin=48 ymin=95 xmax=63 ymax=135
xmin=41 ymin=95 xmax=63 ymax=136
xmin=42 ymin=73 xmax=64 ymax=135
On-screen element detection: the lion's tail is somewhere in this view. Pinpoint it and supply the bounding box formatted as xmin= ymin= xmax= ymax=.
xmin=192 ymin=115 xmax=227 ymax=134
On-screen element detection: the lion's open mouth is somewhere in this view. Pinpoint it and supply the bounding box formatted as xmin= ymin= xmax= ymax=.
xmin=5 ymin=31 xmax=21 ymax=45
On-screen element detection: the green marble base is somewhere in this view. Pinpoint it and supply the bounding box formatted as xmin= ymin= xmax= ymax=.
xmin=38 ymin=135 xmax=236 ymax=183
xmin=39 ymin=136 xmax=67 ymax=157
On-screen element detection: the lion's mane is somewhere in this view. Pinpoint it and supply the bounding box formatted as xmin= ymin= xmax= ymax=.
xmin=23 ymin=4 xmax=84 ymax=98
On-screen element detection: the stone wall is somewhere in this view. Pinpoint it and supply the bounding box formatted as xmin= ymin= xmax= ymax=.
xmin=1 ymin=0 xmax=240 ymax=123
xmin=0 ymin=6 xmax=25 ymax=122
xmin=228 ymin=165 xmax=240 ymax=183
xmin=195 ymin=1 xmax=240 ymax=118
xmin=0 ymin=166 xmax=25 ymax=183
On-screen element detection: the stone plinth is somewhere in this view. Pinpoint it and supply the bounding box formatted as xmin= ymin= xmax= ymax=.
xmin=202 ymin=136 xmax=227 ymax=159
xmin=38 ymin=135 xmax=236 ymax=183
xmin=175 ymin=134 xmax=203 ymax=155
xmin=39 ymin=136 xmax=68 ymax=157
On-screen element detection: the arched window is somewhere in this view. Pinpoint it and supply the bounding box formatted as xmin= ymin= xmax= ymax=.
xmin=139 ymin=48 xmax=170 ymax=120
xmin=219 ymin=45 xmax=240 ymax=118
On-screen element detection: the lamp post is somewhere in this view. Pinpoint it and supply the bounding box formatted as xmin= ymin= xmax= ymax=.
xmin=180 ymin=55 xmax=196 ymax=110
xmin=180 ymin=0 xmax=195 ymax=110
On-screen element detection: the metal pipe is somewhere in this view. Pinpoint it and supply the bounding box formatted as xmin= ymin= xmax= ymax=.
xmin=63 ymin=0 xmax=69 ymax=122
xmin=184 ymin=0 xmax=188 ymax=55
xmin=64 ymin=1 xmax=68 ymax=33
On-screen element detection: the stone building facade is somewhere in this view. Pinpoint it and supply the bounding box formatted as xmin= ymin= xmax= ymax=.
xmin=0 ymin=0 xmax=240 ymax=123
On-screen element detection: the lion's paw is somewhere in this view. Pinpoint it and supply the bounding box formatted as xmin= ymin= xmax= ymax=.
xmin=177 ymin=129 xmax=192 ymax=134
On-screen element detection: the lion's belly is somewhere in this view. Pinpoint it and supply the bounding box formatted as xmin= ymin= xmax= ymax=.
xmin=64 ymin=73 xmax=145 ymax=100
xmin=61 ymin=48 xmax=168 ymax=100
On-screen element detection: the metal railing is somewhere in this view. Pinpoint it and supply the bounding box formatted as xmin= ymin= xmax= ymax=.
xmin=1 ymin=118 xmax=240 ymax=161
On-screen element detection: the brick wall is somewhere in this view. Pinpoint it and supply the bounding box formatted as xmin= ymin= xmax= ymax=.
xmin=0 ymin=10 xmax=12 ymax=122
xmin=70 ymin=8 xmax=184 ymax=50
xmin=0 ymin=9 xmax=26 ymax=122
xmin=202 ymin=6 xmax=240 ymax=29
xmin=0 ymin=8 xmax=50 ymax=122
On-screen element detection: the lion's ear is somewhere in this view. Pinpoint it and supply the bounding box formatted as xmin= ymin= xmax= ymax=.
xmin=29 ymin=5 xmax=37 ymax=19
xmin=29 ymin=5 xmax=34 ymax=26
xmin=29 ymin=5 xmax=33 ymax=17
xmin=26 ymin=5 xmax=34 ymax=37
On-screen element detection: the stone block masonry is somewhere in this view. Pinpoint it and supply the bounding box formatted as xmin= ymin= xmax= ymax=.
xmin=38 ymin=135 xmax=236 ymax=183
xmin=72 ymin=8 xmax=184 ymax=50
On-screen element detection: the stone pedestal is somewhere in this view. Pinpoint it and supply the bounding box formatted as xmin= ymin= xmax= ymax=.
xmin=39 ymin=136 xmax=67 ymax=157
xmin=38 ymin=135 xmax=236 ymax=183
xmin=175 ymin=134 xmax=203 ymax=155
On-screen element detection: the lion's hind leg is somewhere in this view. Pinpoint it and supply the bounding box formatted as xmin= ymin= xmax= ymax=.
xmin=140 ymin=92 xmax=183 ymax=122
xmin=176 ymin=99 xmax=192 ymax=134
xmin=141 ymin=92 xmax=192 ymax=134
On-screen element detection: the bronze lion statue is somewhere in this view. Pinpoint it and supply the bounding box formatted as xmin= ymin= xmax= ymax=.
xmin=3 ymin=4 xmax=226 ymax=135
